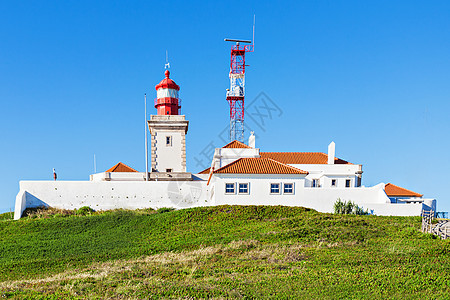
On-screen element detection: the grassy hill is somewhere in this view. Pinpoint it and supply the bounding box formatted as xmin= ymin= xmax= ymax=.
xmin=0 ymin=206 xmax=449 ymax=299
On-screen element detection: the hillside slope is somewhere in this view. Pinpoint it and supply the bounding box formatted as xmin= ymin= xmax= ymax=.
xmin=0 ymin=206 xmax=449 ymax=299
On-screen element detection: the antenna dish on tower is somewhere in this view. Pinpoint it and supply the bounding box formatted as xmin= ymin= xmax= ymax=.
xmin=224 ymin=39 xmax=252 ymax=43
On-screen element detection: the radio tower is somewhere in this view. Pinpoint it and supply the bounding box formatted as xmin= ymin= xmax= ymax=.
xmin=225 ymin=18 xmax=255 ymax=142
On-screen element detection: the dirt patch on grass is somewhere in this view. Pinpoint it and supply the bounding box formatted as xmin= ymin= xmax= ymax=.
xmin=0 ymin=240 xmax=306 ymax=293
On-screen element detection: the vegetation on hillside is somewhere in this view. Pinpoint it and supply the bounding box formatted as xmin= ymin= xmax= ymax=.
xmin=334 ymin=198 xmax=369 ymax=215
xmin=0 ymin=211 xmax=13 ymax=221
xmin=0 ymin=205 xmax=449 ymax=299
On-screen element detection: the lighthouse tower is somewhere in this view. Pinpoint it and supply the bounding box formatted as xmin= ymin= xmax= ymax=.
xmin=148 ymin=70 xmax=190 ymax=178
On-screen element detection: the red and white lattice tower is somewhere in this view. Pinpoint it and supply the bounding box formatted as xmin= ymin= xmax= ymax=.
xmin=225 ymin=36 xmax=254 ymax=142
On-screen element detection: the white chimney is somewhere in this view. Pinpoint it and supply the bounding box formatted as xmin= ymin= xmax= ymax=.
xmin=249 ymin=131 xmax=256 ymax=148
xmin=328 ymin=141 xmax=335 ymax=164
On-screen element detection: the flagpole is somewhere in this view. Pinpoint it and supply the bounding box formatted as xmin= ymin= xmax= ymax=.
xmin=145 ymin=93 xmax=149 ymax=181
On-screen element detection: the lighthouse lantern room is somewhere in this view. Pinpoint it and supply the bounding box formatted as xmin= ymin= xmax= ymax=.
xmin=155 ymin=70 xmax=181 ymax=115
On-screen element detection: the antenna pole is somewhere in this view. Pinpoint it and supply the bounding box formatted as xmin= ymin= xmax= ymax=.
xmin=253 ymin=14 xmax=256 ymax=49
xmin=145 ymin=93 xmax=149 ymax=181
xmin=94 ymin=154 xmax=96 ymax=173
xmin=165 ymin=50 xmax=170 ymax=69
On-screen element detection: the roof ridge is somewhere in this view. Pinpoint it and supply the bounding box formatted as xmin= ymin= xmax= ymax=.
xmin=213 ymin=157 xmax=308 ymax=174
xmin=264 ymin=157 xmax=309 ymax=173
xmin=111 ymin=162 xmax=121 ymax=172
xmin=223 ymin=140 xmax=251 ymax=149
xmin=260 ymin=152 xmax=352 ymax=165
xmin=106 ymin=162 xmax=138 ymax=173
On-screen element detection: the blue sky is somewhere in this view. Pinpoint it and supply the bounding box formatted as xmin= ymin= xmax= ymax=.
xmin=1 ymin=0 xmax=449 ymax=213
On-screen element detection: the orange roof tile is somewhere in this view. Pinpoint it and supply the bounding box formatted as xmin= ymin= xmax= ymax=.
xmin=198 ymin=167 xmax=211 ymax=174
xmin=260 ymin=152 xmax=352 ymax=165
xmin=106 ymin=162 xmax=138 ymax=173
xmin=222 ymin=140 xmax=251 ymax=149
xmin=213 ymin=158 xmax=308 ymax=175
xmin=385 ymin=183 xmax=422 ymax=197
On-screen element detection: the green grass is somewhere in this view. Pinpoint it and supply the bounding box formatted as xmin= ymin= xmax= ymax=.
xmin=0 ymin=205 xmax=449 ymax=299
xmin=0 ymin=212 xmax=13 ymax=221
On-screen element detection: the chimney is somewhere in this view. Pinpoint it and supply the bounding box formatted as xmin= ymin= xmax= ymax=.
xmin=328 ymin=141 xmax=335 ymax=164
xmin=248 ymin=131 xmax=256 ymax=148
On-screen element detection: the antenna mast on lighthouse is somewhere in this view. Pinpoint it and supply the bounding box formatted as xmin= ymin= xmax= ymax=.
xmin=224 ymin=16 xmax=255 ymax=142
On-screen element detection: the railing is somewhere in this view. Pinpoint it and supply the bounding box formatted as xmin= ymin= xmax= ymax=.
xmin=421 ymin=209 xmax=434 ymax=233
xmin=154 ymin=98 xmax=182 ymax=107
xmin=436 ymin=211 xmax=449 ymax=219
xmin=422 ymin=209 xmax=450 ymax=239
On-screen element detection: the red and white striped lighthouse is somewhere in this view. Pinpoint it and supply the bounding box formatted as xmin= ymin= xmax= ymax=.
xmin=154 ymin=70 xmax=180 ymax=115
xmin=148 ymin=69 xmax=189 ymax=175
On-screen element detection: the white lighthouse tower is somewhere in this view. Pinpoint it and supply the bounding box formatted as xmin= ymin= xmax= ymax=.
xmin=148 ymin=70 xmax=190 ymax=180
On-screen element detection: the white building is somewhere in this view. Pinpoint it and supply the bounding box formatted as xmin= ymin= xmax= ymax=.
xmin=14 ymin=70 xmax=437 ymax=219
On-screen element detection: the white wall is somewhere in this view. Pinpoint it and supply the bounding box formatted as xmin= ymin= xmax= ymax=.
xmin=211 ymin=178 xmax=427 ymax=216
xmin=15 ymin=178 xmax=431 ymax=219
xmin=291 ymin=163 xmax=361 ymax=176
xmin=291 ymin=164 xmax=362 ymax=188
xmin=361 ymin=203 xmax=429 ymax=216
xmin=14 ymin=189 xmax=27 ymax=220
xmin=14 ymin=180 xmax=211 ymax=220
xmin=212 ymin=174 xmax=306 ymax=207
xmin=90 ymin=172 xmax=146 ymax=181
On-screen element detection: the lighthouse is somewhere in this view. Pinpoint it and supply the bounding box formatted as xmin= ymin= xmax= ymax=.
xmin=148 ymin=70 xmax=190 ymax=178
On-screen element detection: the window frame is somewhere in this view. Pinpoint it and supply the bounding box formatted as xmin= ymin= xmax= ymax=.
xmin=238 ymin=183 xmax=249 ymax=194
xmin=165 ymin=136 xmax=172 ymax=147
xmin=283 ymin=183 xmax=294 ymax=194
xmin=270 ymin=183 xmax=281 ymax=194
xmin=312 ymin=179 xmax=320 ymax=188
xmin=225 ymin=183 xmax=236 ymax=194
xmin=331 ymin=179 xmax=337 ymax=187
xmin=345 ymin=179 xmax=351 ymax=188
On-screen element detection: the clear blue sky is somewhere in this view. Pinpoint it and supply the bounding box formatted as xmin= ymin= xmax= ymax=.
xmin=1 ymin=0 xmax=449 ymax=214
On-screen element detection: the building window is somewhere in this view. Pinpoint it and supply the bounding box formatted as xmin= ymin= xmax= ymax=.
xmin=270 ymin=183 xmax=280 ymax=194
xmin=166 ymin=169 xmax=172 ymax=173
xmin=284 ymin=183 xmax=294 ymax=194
xmin=225 ymin=183 xmax=235 ymax=194
xmin=238 ymin=183 xmax=249 ymax=194
xmin=345 ymin=179 xmax=351 ymax=188
xmin=166 ymin=136 xmax=172 ymax=146
xmin=331 ymin=179 xmax=337 ymax=187
xmin=312 ymin=179 xmax=320 ymax=188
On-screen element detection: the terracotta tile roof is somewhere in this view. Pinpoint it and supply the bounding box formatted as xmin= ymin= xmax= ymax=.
xmin=385 ymin=183 xmax=423 ymax=197
xmin=198 ymin=167 xmax=211 ymax=174
xmin=213 ymin=158 xmax=308 ymax=175
xmin=260 ymin=152 xmax=352 ymax=165
xmin=223 ymin=140 xmax=251 ymax=149
xmin=106 ymin=162 xmax=138 ymax=173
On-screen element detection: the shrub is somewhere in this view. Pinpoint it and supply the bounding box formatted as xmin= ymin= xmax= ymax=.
xmin=76 ymin=206 xmax=95 ymax=216
xmin=156 ymin=207 xmax=175 ymax=214
xmin=22 ymin=206 xmax=76 ymax=219
xmin=334 ymin=198 xmax=368 ymax=215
